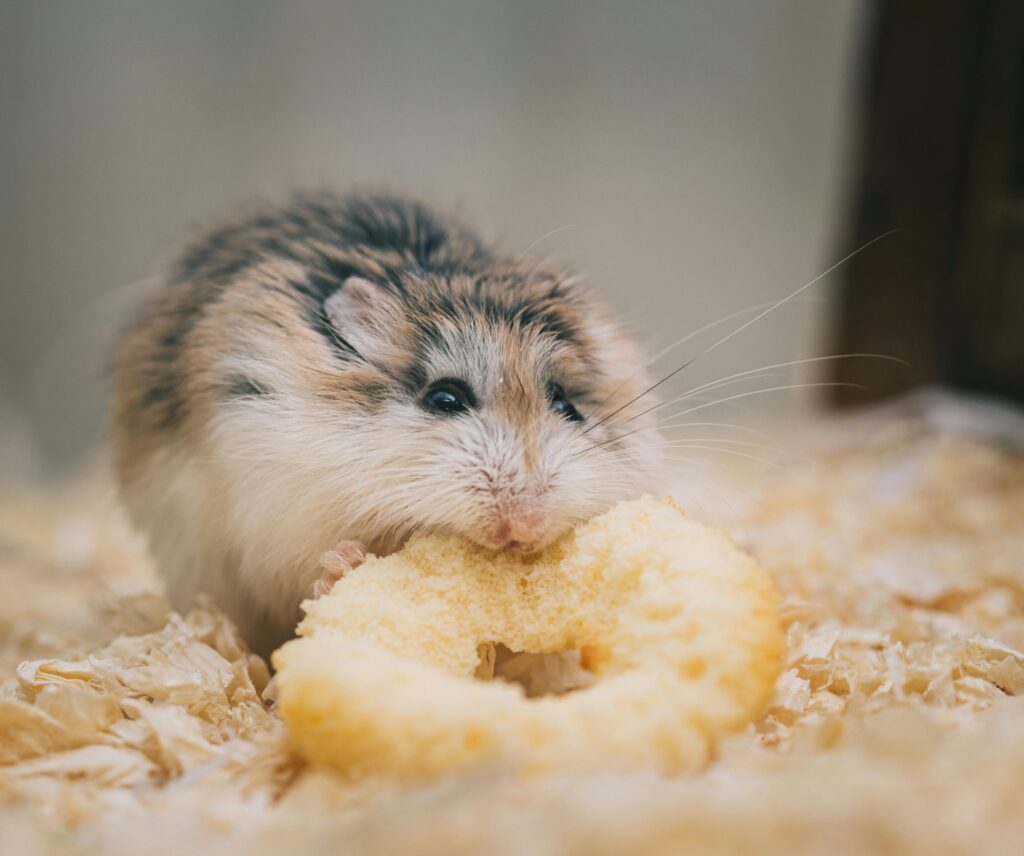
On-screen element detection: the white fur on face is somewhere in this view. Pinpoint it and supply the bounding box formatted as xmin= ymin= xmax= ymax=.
xmin=197 ymin=322 xmax=660 ymax=625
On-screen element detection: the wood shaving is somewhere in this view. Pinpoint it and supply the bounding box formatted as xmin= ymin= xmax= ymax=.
xmin=1 ymin=391 xmax=1022 ymax=854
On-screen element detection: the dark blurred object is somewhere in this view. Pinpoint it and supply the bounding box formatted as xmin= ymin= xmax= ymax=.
xmin=830 ymin=0 xmax=1024 ymax=407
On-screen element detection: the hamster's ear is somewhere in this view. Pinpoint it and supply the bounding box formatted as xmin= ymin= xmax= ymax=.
xmin=323 ymin=276 xmax=399 ymax=359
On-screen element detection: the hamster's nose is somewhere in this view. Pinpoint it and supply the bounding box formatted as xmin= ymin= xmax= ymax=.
xmin=491 ymin=496 xmax=546 ymax=549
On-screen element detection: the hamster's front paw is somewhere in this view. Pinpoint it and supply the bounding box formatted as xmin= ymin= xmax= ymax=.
xmin=312 ymin=540 xmax=366 ymax=598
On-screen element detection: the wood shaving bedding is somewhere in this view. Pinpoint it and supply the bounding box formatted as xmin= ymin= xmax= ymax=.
xmin=1 ymin=391 xmax=1022 ymax=854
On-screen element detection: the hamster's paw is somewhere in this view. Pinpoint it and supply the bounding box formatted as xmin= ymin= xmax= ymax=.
xmin=312 ymin=540 xmax=366 ymax=598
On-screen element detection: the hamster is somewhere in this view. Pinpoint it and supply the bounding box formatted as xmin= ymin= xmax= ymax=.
xmin=113 ymin=191 xmax=663 ymax=656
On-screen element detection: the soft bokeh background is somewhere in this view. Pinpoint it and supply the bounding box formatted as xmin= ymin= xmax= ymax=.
xmin=1 ymin=0 xmax=865 ymax=480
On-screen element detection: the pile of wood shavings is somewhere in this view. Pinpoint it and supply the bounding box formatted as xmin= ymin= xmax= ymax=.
xmin=1 ymin=392 xmax=1022 ymax=855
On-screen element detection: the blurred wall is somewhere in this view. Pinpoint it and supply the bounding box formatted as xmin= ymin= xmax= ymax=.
xmin=0 ymin=0 xmax=864 ymax=479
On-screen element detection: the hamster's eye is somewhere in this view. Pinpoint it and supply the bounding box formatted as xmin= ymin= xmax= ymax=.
xmin=421 ymin=379 xmax=475 ymax=416
xmin=548 ymin=383 xmax=584 ymax=423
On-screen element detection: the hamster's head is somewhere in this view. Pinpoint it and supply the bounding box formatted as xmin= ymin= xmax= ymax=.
xmin=203 ymin=260 xmax=663 ymax=556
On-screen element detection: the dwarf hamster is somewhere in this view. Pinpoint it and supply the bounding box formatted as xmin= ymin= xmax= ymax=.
xmin=113 ymin=192 xmax=663 ymax=656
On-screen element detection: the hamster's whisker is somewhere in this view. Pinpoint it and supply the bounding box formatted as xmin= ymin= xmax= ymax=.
xmin=623 ymin=353 xmax=906 ymax=426
xmin=593 ymin=297 xmax=824 ymax=413
xmin=632 ymin=437 xmax=797 ymax=455
xmin=656 ymin=461 xmax=747 ymax=522
xmin=514 ymin=224 xmax=576 ymax=265
xmin=637 ymin=420 xmax=776 ymax=440
xmin=653 ymin=446 xmax=785 ymax=469
xmin=644 ymin=381 xmax=865 ymax=430
xmin=583 ymin=230 xmax=898 ymax=434
xmin=574 ymin=381 xmax=863 ymax=457
xmin=596 ymin=435 xmax=790 ymax=457
xmin=597 ymin=441 xmax=792 ymax=470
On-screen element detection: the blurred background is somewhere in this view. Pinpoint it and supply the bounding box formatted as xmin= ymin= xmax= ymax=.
xmin=1 ymin=0 xmax=1021 ymax=481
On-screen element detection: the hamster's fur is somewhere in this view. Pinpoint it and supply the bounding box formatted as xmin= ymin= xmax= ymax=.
xmin=113 ymin=192 xmax=662 ymax=655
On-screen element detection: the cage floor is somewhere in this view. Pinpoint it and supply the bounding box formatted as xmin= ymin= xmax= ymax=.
xmin=2 ymin=391 xmax=1023 ymax=855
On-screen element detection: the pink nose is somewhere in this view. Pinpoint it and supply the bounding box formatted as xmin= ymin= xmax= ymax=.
xmin=491 ymin=498 xmax=546 ymax=548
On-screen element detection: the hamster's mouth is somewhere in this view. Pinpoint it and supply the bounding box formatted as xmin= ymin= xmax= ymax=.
xmin=412 ymin=508 xmax=573 ymax=555
xmin=466 ymin=521 xmax=566 ymax=555
xmin=462 ymin=532 xmax=544 ymax=555
xmin=491 ymin=539 xmax=546 ymax=555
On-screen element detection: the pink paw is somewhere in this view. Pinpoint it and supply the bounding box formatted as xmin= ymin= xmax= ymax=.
xmin=311 ymin=540 xmax=366 ymax=598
